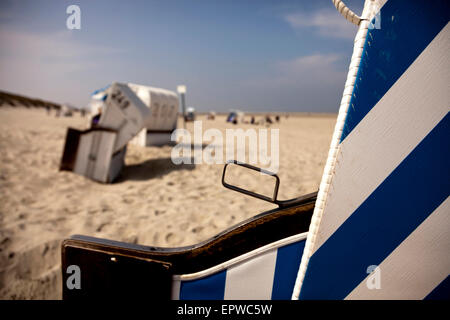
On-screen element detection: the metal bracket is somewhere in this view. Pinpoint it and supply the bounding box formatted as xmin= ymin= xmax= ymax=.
xmin=222 ymin=160 xmax=280 ymax=205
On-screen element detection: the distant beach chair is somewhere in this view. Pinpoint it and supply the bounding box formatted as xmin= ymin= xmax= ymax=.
xmin=226 ymin=109 xmax=244 ymax=124
xmin=61 ymin=0 xmax=449 ymax=300
xmin=207 ymin=111 xmax=216 ymax=120
xmin=60 ymin=82 xmax=179 ymax=183
xmin=184 ymin=107 xmax=196 ymax=122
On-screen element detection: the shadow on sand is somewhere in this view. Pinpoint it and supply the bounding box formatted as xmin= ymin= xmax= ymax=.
xmin=116 ymin=157 xmax=195 ymax=182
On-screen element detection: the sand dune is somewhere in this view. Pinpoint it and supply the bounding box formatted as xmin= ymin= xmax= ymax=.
xmin=0 ymin=106 xmax=335 ymax=299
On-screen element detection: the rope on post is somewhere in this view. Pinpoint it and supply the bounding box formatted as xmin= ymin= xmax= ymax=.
xmin=331 ymin=0 xmax=362 ymax=26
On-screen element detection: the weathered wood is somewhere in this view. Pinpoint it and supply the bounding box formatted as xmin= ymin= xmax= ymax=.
xmin=60 ymin=127 xmax=124 ymax=183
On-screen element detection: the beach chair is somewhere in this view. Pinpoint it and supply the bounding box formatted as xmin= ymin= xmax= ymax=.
xmin=61 ymin=0 xmax=449 ymax=299
xmin=60 ymin=82 xmax=178 ymax=183
xmin=127 ymin=83 xmax=179 ymax=147
xmin=60 ymin=83 xmax=149 ymax=183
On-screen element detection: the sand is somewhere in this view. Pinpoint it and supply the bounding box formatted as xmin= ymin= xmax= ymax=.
xmin=0 ymin=106 xmax=335 ymax=299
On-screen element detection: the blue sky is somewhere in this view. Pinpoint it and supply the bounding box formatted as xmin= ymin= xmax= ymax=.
xmin=0 ymin=0 xmax=365 ymax=112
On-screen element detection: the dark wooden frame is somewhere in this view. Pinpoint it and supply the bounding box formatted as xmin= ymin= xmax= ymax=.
xmin=61 ymin=192 xmax=316 ymax=299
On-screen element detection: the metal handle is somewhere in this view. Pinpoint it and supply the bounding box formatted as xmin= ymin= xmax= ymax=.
xmin=222 ymin=160 xmax=280 ymax=204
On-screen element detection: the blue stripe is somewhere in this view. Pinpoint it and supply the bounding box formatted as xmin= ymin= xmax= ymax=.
xmin=180 ymin=270 xmax=226 ymax=300
xmin=91 ymin=84 xmax=110 ymax=96
xmin=425 ymin=276 xmax=450 ymax=300
xmin=271 ymin=240 xmax=305 ymax=300
xmin=340 ymin=0 xmax=450 ymax=142
xmin=300 ymin=113 xmax=450 ymax=300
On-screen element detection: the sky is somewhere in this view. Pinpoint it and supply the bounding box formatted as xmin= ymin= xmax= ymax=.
xmin=0 ymin=0 xmax=365 ymax=112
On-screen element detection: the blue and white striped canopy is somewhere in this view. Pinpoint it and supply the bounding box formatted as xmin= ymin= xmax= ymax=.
xmin=294 ymin=0 xmax=450 ymax=300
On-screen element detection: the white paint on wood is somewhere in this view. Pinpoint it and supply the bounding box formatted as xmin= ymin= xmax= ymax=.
xmin=224 ymin=249 xmax=277 ymax=300
xmin=313 ymin=23 xmax=450 ymax=253
xmin=346 ymin=197 xmax=450 ymax=299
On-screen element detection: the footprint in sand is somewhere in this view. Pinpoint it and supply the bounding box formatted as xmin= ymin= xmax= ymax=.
xmin=101 ymin=207 xmax=111 ymax=213
xmin=1 ymin=237 xmax=11 ymax=247
xmin=191 ymin=226 xmax=204 ymax=234
xmin=154 ymin=210 xmax=165 ymax=216
xmin=122 ymin=197 xmax=134 ymax=204
xmin=96 ymin=223 xmax=109 ymax=232
xmin=18 ymin=213 xmax=27 ymax=220
xmin=165 ymin=232 xmax=173 ymax=243
xmin=165 ymin=232 xmax=182 ymax=245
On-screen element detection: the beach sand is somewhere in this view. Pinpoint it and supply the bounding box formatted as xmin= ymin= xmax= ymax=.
xmin=0 ymin=106 xmax=335 ymax=299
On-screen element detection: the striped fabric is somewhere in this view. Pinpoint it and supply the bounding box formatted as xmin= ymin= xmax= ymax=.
xmin=172 ymin=236 xmax=306 ymax=300
xmin=294 ymin=0 xmax=450 ymax=300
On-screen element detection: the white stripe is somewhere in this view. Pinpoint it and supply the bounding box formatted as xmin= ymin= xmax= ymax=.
xmin=313 ymin=22 xmax=450 ymax=253
xmin=173 ymin=233 xmax=307 ymax=281
xmin=224 ymin=249 xmax=277 ymax=300
xmin=171 ymin=279 xmax=181 ymax=300
xmin=346 ymin=197 xmax=450 ymax=299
